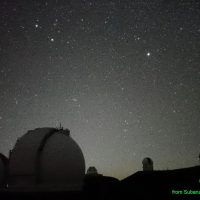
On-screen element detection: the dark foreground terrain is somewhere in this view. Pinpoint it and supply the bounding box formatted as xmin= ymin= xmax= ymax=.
xmin=0 ymin=166 xmax=200 ymax=200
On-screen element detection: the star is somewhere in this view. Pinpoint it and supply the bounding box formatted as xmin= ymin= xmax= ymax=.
xmin=35 ymin=24 xmax=39 ymax=28
xmin=124 ymin=120 xmax=129 ymax=125
xmin=146 ymin=52 xmax=151 ymax=57
xmin=123 ymin=129 xmax=128 ymax=133
xmin=14 ymin=98 xmax=18 ymax=105
xmin=50 ymin=38 xmax=54 ymax=42
xmin=72 ymin=98 xmax=78 ymax=102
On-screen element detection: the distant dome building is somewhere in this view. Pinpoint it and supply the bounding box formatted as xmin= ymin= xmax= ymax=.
xmin=0 ymin=153 xmax=8 ymax=187
xmin=87 ymin=167 xmax=98 ymax=175
xmin=9 ymin=128 xmax=85 ymax=190
xmin=142 ymin=157 xmax=153 ymax=171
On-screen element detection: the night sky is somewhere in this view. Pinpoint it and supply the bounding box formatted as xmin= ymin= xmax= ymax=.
xmin=0 ymin=0 xmax=200 ymax=179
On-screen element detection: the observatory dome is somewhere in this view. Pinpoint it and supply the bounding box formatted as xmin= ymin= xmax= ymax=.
xmin=142 ymin=157 xmax=153 ymax=171
xmin=9 ymin=128 xmax=85 ymax=190
xmin=87 ymin=166 xmax=98 ymax=175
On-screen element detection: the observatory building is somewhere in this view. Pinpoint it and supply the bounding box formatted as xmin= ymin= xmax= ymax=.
xmin=87 ymin=166 xmax=98 ymax=175
xmin=142 ymin=157 xmax=153 ymax=171
xmin=8 ymin=127 xmax=85 ymax=190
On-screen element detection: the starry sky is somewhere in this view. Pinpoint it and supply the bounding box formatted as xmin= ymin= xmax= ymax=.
xmin=0 ymin=0 xmax=200 ymax=179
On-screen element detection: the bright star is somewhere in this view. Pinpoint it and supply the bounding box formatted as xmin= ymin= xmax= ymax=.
xmin=147 ymin=52 xmax=151 ymax=57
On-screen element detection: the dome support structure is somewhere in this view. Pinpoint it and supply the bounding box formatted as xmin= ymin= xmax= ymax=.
xmin=35 ymin=129 xmax=57 ymax=184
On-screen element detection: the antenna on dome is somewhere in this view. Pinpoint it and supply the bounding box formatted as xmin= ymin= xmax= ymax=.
xmin=58 ymin=123 xmax=63 ymax=130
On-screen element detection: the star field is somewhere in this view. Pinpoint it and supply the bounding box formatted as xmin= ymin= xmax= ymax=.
xmin=0 ymin=0 xmax=200 ymax=179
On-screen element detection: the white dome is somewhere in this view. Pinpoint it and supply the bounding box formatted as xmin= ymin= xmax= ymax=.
xmin=142 ymin=157 xmax=153 ymax=171
xmin=9 ymin=128 xmax=85 ymax=190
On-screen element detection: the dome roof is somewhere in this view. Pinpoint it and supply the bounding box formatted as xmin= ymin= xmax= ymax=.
xmin=87 ymin=166 xmax=98 ymax=175
xmin=142 ymin=157 xmax=153 ymax=165
xmin=9 ymin=128 xmax=85 ymax=190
